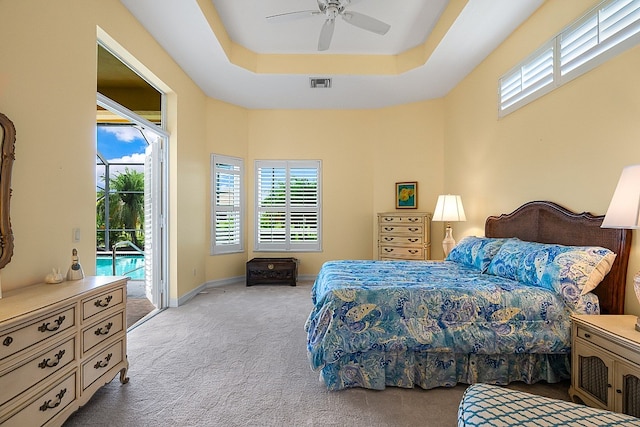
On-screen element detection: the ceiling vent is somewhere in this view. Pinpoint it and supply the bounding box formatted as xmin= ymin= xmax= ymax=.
xmin=310 ymin=78 xmax=332 ymax=89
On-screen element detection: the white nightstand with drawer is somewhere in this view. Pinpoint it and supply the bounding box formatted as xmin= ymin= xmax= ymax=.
xmin=569 ymin=314 xmax=640 ymax=418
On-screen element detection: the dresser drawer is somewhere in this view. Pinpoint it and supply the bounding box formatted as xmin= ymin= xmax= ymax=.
xmin=82 ymin=340 xmax=124 ymax=390
xmin=1 ymin=372 xmax=76 ymax=427
xmin=380 ymin=246 xmax=426 ymax=260
xmin=82 ymin=311 xmax=124 ymax=355
xmin=379 ymin=215 xmax=425 ymax=224
xmin=82 ymin=287 xmax=124 ymax=321
xmin=379 ymin=225 xmax=424 ymax=235
xmin=379 ymin=234 xmax=424 ymax=246
xmin=577 ymin=326 xmax=640 ymax=365
xmin=0 ymin=306 xmax=75 ymax=361
xmin=0 ymin=337 xmax=75 ymax=407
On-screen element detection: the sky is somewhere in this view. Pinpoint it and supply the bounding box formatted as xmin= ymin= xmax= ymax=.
xmin=97 ymin=125 xmax=147 ymax=188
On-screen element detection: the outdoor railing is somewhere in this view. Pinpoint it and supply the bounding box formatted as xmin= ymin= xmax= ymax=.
xmin=112 ymin=240 xmax=145 ymax=278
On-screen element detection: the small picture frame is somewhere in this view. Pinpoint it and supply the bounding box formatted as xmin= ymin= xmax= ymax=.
xmin=396 ymin=181 xmax=417 ymax=209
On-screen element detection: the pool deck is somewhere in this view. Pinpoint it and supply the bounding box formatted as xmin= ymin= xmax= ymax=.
xmin=127 ymin=279 xmax=146 ymax=298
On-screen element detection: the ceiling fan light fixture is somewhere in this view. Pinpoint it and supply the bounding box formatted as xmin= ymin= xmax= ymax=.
xmin=310 ymin=78 xmax=332 ymax=88
xmin=267 ymin=0 xmax=390 ymax=51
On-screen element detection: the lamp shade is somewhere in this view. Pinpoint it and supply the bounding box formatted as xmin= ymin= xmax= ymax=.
xmin=432 ymin=195 xmax=466 ymax=222
xmin=602 ymin=165 xmax=640 ymax=229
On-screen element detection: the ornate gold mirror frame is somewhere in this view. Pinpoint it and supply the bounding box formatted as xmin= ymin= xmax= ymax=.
xmin=0 ymin=113 xmax=15 ymax=269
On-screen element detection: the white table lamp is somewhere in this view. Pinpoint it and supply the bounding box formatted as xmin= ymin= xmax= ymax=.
xmin=601 ymin=164 xmax=640 ymax=331
xmin=432 ymin=194 xmax=466 ymax=258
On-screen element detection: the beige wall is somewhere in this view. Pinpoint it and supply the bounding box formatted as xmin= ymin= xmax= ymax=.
xmin=241 ymin=103 xmax=444 ymax=276
xmin=0 ymin=0 xmax=209 ymax=301
xmin=204 ymin=99 xmax=250 ymax=281
xmin=444 ymin=0 xmax=640 ymax=315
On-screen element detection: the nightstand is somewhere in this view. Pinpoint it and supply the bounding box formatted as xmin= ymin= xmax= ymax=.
xmin=569 ymin=314 xmax=640 ymax=418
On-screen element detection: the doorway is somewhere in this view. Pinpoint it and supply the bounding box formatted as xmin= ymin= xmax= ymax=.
xmin=96 ymin=43 xmax=169 ymax=327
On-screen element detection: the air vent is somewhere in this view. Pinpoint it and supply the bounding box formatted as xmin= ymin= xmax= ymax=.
xmin=310 ymin=78 xmax=332 ymax=88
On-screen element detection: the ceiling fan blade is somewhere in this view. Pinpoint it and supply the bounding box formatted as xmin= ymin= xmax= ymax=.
xmin=266 ymin=10 xmax=321 ymax=23
xmin=341 ymin=11 xmax=390 ymax=35
xmin=318 ymin=19 xmax=335 ymax=51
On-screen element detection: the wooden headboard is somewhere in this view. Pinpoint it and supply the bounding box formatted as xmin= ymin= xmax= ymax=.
xmin=485 ymin=201 xmax=632 ymax=315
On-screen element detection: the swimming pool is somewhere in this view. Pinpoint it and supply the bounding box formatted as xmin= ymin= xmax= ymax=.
xmin=96 ymin=255 xmax=145 ymax=280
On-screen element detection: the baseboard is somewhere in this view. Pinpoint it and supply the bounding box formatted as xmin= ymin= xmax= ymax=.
xmin=170 ymin=275 xmax=243 ymax=307
xmin=170 ymin=274 xmax=317 ymax=307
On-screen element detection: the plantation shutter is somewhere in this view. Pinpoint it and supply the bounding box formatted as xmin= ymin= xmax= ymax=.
xmin=211 ymin=155 xmax=244 ymax=254
xmin=560 ymin=0 xmax=640 ymax=81
xmin=255 ymin=160 xmax=322 ymax=252
xmin=144 ymin=139 xmax=162 ymax=306
xmin=499 ymin=42 xmax=554 ymax=116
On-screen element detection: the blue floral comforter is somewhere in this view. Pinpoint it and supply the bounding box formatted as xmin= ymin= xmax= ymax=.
xmin=305 ymin=260 xmax=599 ymax=388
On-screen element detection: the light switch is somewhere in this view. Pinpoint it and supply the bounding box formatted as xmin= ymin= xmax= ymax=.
xmin=73 ymin=228 xmax=81 ymax=242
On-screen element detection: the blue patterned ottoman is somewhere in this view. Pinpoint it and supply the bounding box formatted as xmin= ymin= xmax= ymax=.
xmin=458 ymin=383 xmax=640 ymax=426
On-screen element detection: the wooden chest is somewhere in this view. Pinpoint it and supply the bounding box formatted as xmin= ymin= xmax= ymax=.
xmin=246 ymin=258 xmax=298 ymax=287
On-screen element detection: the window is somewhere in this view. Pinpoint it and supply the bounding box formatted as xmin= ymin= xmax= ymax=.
xmin=499 ymin=0 xmax=640 ymax=117
xmin=499 ymin=41 xmax=555 ymax=115
xmin=211 ymin=154 xmax=244 ymax=255
xmin=560 ymin=0 xmax=640 ymax=81
xmin=255 ymin=160 xmax=322 ymax=252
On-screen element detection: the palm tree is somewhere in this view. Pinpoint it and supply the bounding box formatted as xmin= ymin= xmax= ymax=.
xmin=97 ymin=168 xmax=145 ymax=250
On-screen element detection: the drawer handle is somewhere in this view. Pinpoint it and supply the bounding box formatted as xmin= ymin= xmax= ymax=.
xmin=408 ymin=250 xmax=419 ymax=254
xmin=383 ymin=218 xmax=394 ymax=222
xmin=384 ymin=227 xmax=394 ymax=232
xmin=384 ymin=237 xmax=394 ymax=242
xmin=408 ymin=238 xmax=419 ymax=243
xmin=384 ymin=248 xmax=394 ymax=253
xmin=94 ymin=322 xmax=113 ymax=336
xmin=584 ymin=333 xmax=591 ymax=339
xmin=38 ymin=315 xmax=66 ymax=333
xmin=408 ymin=228 xmax=419 ymax=232
xmin=94 ymin=352 xmax=113 ymax=369
xmin=39 ymin=388 xmax=66 ymax=412
xmin=616 ymin=389 xmax=622 ymax=394
xmin=94 ymin=295 xmax=113 ymax=308
xmin=408 ymin=218 xmax=419 ymax=222
xmin=38 ymin=350 xmax=66 ymax=369
xmin=3 ymin=336 xmax=13 ymax=346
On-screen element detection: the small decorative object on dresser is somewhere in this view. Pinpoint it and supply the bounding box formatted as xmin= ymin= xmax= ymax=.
xmin=377 ymin=212 xmax=431 ymax=260
xmin=0 ymin=276 xmax=129 ymax=426
xmin=569 ymin=314 xmax=640 ymax=418
xmin=66 ymin=248 xmax=85 ymax=281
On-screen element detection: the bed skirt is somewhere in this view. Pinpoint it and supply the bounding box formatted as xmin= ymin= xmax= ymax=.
xmin=315 ymin=349 xmax=570 ymax=391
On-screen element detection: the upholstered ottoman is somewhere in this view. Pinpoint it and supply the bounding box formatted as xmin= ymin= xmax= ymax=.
xmin=458 ymin=383 xmax=640 ymax=426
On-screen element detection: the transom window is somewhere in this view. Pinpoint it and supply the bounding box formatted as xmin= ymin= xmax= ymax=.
xmin=499 ymin=0 xmax=640 ymax=117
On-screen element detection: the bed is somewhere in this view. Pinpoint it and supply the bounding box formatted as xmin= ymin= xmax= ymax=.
xmin=305 ymin=201 xmax=632 ymax=391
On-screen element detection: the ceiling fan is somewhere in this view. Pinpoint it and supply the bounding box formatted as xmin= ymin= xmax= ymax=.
xmin=266 ymin=0 xmax=391 ymax=51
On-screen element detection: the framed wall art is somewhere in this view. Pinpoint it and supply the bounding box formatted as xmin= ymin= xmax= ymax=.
xmin=395 ymin=181 xmax=417 ymax=209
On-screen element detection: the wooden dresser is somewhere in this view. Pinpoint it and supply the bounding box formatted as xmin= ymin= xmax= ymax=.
xmin=377 ymin=212 xmax=432 ymax=261
xmin=0 ymin=276 xmax=129 ymax=426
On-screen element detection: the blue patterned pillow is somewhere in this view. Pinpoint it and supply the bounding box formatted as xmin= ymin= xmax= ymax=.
xmin=446 ymin=236 xmax=508 ymax=272
xmin=487 ymin=238 xmax=616 ymax=299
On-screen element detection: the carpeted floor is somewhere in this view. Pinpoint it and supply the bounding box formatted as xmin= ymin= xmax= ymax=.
xmin=63 ymin=281 xmax=571 ymax=427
